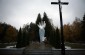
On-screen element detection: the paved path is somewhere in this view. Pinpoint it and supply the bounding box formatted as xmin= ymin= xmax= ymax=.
xmin=0 ymin=48 xmax=85 ymax=55
xmin=0 ymin=48 xmax=53 ymax=55
xmin=22 ymin=49 xmax=53 ymax=55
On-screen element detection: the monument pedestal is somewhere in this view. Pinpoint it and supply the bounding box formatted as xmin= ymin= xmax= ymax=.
xmin=40 ymin=42 xmax=45 ymax=49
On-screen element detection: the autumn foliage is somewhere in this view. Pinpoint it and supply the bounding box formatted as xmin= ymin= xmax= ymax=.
xmin=0 ymin=23 xmax=18 ymax=43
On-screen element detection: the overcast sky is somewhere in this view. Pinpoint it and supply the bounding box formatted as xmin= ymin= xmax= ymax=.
xmin=0 ymin=0 xmax=85 ymax=29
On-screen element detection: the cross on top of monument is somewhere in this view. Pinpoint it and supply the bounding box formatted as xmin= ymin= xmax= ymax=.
xmin=51 ymin=0 xmax=68 ymax=5
xmin=51 ymin=0 xmax=69 ymax=55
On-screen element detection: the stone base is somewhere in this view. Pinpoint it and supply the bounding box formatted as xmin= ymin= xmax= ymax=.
xmin=40 ymin=42 xmax=45 ymax=49
xmin=26 ymin=41 xmax=52 ymax=50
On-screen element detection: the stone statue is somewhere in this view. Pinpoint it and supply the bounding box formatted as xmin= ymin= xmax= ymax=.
xmin=38 ymin=21 xmax=46 ymax=43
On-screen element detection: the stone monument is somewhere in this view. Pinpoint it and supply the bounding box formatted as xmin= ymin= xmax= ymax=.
xmin=38 ymin=21 xmax=46 ymax=49
xmin=38 ymin=21 xmax=46 ymax=43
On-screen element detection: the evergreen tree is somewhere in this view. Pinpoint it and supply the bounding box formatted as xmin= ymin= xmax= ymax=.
xmin=49 ymin=28 xmax=61 ymax=48
xmin=29 ymin=22 xmax=40 ymax=42
xmin=49 ymin=29 xmax=55 ymax=47
xmin=55 ymin=28 xmax=61 ymax=48
xmin=81 ymin=14 xmax=85 ymax=43
xmin=35 ymin=24 xmax=40 ymax=42
xmin=35 ymin=13 xmax=42 ymax=42
xmin=21 ymin=24 xmax=30 ymax=47
xmin=26 ymin=31 xmax=30 ymax=46
xmin=22 ymin=30 xmax=29 ymax=47
xmin=36 ymin=13 xmax=42 ymax=24
xmin=16 ymin=27 xmax=23 ymax=48
xmin=22 ymin=31 xmax=27 ymax=47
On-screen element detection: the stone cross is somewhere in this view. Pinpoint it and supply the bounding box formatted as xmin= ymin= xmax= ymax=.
xmin=51 ymin=0 xmax=69 ymax=55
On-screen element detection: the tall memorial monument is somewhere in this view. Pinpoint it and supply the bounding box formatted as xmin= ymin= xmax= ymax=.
xmin=37 ymin=21 xmax=46 ymax=49
xmin=38 ymin=21 xmax=46 ymax=43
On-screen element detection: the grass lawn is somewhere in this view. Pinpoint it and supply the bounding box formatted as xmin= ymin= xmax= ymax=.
xmin=65 ymin=42 xmax=85 ymax=49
